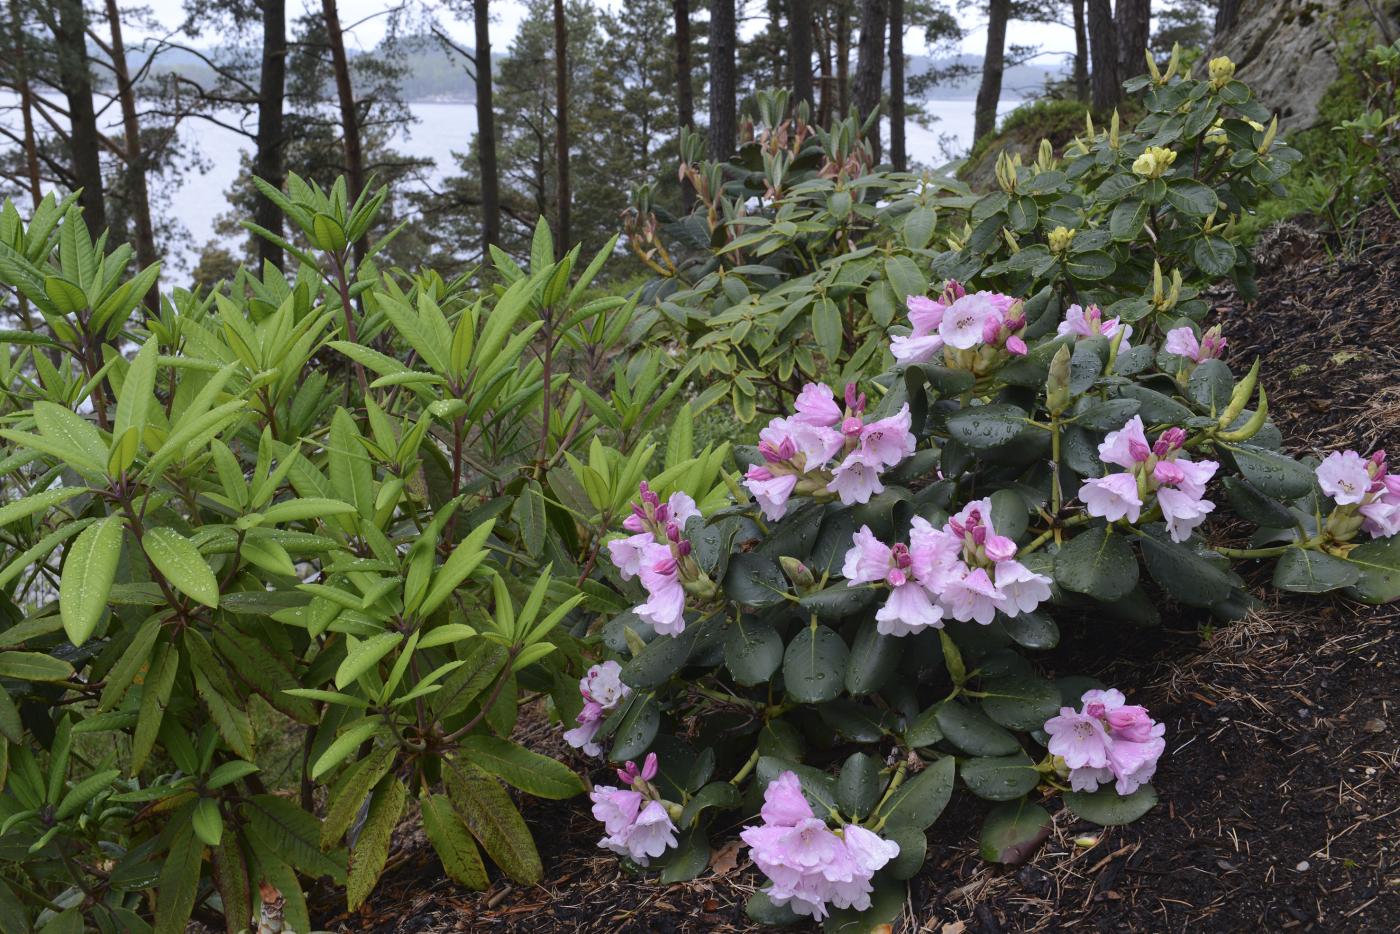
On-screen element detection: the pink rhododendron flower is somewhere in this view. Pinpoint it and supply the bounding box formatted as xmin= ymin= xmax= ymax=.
xmin=940 ymin=292 xmax=1005 ymax=349
xmin=1098 ymin=415 xmax=1152 ymax=470
xmin=890 ymin=332 xmax=947 ymax=364
xmin=940 ymin=566 xmax=1003 ymax=624
xmin=1165 ymin=325 xmax=1227 ymax=363
xmin=606 ymin=532 xmax=657 ymax=580
xmin=828 ymin=448 xmax=886 ymax=505
xmin=994 ymin=560 xmax=1055 ymax=614
xmin=746 ymin=467 xmax=799 ymax=521
xmin=1057 ymin=304 xmax=1132 ymax=346
xmin=875 ymin=578 xmax=944 ymax=635
xmin=842 ymin=527 xmax=944 ymax=635
xmin=740 ymin=772 xmax=901 ymax=921
xmin=562 ymin=660 xmax=631 ymax=756
xmin=793 ymin=382 xmax=843 ymax=428
xmin=590 ymin=790 xmax=678 ymax=865
xmin=1158 ymin=486 xmax=1216 ymax=542
xmin=857 ymin=405 xmax=915 ymax=468
xmin=636 ymin=543 xmax=687 ymax=636
xmin=611 ymin=483 xmax=719 ymax=638
xmin=1317 ymin=450 xmax=1372 ymax=505
xmin=1045 ymin=689 xmax=1165 ymax=796
xmin=841 ymin=526 xmax=894 ymax=584
xmin=1081 ymin=472 xmax=1145 ymax=523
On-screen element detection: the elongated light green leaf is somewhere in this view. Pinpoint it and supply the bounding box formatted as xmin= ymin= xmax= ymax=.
xmin=335 ymin=632 xmax=402 ymax=690
xmin=143 ymin=527 xmax=219 ymax=608
xmin=0 ymin=486 xmax=85 ymax=528
xmin=60 ymin=515 xmax=124 ymax=645
xmin=418 ymin=519 xmax=496 ymax=617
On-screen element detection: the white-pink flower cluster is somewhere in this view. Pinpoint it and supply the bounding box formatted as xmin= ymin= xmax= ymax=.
xmin=562 ymin=660 xmax=630 ymax=757
xmin=1044 ymin=689 xmax=1165 ymax=796
xmin=1316 ymin=449 xmax=1400 ymax=538
xmin=740 ymin=771 xmax=900 ymax=921
xmin=589 ymin=753 xmax=679 ymax=865
xmin=606 ymin=482 xmax=712 ymax=637
xmin=1057 ymin=303 xmax=1133 ymax=346
xmin=743 ymin=382 xmax=915 ymax=521
xmin=890 ymin=280 xmax=1028 ymax=367
xmin=1078 ymin=418 xmax=1218 ymax=542
xmin=1164 ymin=325 xmax=1227 ymax=364
xmin=841 ymin=498 xmax=1053 ymax=635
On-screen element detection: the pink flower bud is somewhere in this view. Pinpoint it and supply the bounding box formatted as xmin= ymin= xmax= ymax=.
xmin=1128 ymin=439 xmax=1152 ymax=463
xmin=1085 ymin=305 xmax=1103 ymax=330
xmin=1006 ymin=335 xmax=1028 ymax=356
xmin=985 ymin=534 xmax=1018 ymax=562
xmin=1154 ymin=427 xmax=1187 ymax=457
xmin=942 ymin=280 xmax=967 ymax=303
xmin=676 ymin=539 xmax=692 ymax=557
xmin=844 ymin=382 xmax=860 ymax=410
xmin=887 ymin=567 xmax=907 ymax=586
xmin=891 ymin=542 xmax=912 ymax=569
xmin=640 ymin=481 xmax=659 ymax=507
xmin=1085 ymin=700 xmax=1107 ymax=720
xmin=623 ymin=512 xmax=646 ymax=533
xmin=982 ymin=315 xmax=1003 ymax=345
xmin=665 ymin=522 xmax=681 ymax=543
xmin=746 ymin=464 xmax=775 ymax=482
xmin=616 ymin=761 xmax=639 ymax=784
xmin=641 ymin=752 xmax=659 ymax=781
xmin=841 ymin=416 xmax=864 ymax=437
xmin=1153 ymin=460 xmax=1185 ymax=487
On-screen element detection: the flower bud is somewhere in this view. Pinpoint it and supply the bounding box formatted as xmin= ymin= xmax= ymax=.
xmin=779 ymin=555 xmax=816 ymax=592
xmin=1048 ymin=225 xmax=1076 ymax=255
xmin=1006 ymin=335 xmax=1028 ymax=356
xmin=1046 ymin=344 xmax=1072 ymax=416
xmin=1208 ymin=56 xmax=1235 ymax=89
xmin=1132 ymin=146 xmax=1177 ymax=179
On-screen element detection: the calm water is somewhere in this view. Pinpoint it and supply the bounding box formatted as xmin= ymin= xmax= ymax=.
xmin=3 ymin=96 xmax=1020 ymax=272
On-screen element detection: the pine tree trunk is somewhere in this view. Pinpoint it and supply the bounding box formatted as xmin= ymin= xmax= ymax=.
xmin=708 ymin=0 xmax=736 ymax=159
xmin=789 ymin=0 xmax=814 ymax=111
xmin=103 ymin=0 xmax=158 ymax=310
xmin=836 ymin=0 xmax=850 ymax=117
xmin=552 ymin=0 xmax=570 ymax=255
xmin=674 ymin=0 xmax=695 ymax=211
xmin=9 ymin=0 xmax=42 ymax=209
xmin=1115 ymin=0 xmax=1151 ymax=86
xmin=888 ymin=0 xmax=904 ymax=170
xmin=53 ymin=0 xmax=106 ymax=236
xmin=1087 ymin=0 xmax=1118 ymax=112
xmin=254 ymin=0 xmax=287 ymax=271
xmin=320 ymin=0 xmax=365 ymax=252
xmin=852 ymin=0 xmax=887 ymax=161
xmin=973 ymin=0 xmax=1009 ymax=143
xmin=817 ymin=10 xmax=833 ymax=126
xmin=1215 ymin=0 xmax=1240 ymax=35
xmin=1072 ymin=0 xmax=1089 ymax=102
xmin=474 ymin=0 xmax=501 ymax=252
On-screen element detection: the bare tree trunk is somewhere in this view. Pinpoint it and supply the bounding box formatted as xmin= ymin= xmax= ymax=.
xmin=1115 ymin=0 xmax=1151 ymax=86
xmin=320 ymin=0 xmax=365 ymax=253
xmin=552 ymin=0 xmax=570 ymax=255
xmin=888 ymin=0 xmax=904 ymax=170
xmin=973 ymin=0 xmax=1009 ymax=143
xmin=852 ymin=0 xmax=887 ymax=160
xmin=674 ymin=0 xmax=695 ymax=210
xmin=1087 ymin=0 xmax=1118 ymax=112
xmin=817 ymin=11 xmax=833 ymax=126
xmin=789 ymin=0 xmax=814 ymax=111
xmin=53 ymin=0 xmax=106 ymax=235
xmin=836 ymin=0 xmax=850 ymax=117
xmin=254 ymin=0 xmax=287 ymax=271
xmin=103 ymin=0 xmax=158 ymax=310
xmin=1072 ymin=0 xmax=1089 ymax=102
xmin=474 ymin=0 xmax=501 ymax=252
xmin=708 ymin=0 xmax=736 ymax=159
xmin=1215 ymin=0 xmax=1240 ymax=35
xmin=10 ymin=0 xmax=42 ymax=208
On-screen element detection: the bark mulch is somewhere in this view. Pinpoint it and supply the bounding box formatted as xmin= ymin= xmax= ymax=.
xmin=322 ymin=209 xmax=1400 ymax=933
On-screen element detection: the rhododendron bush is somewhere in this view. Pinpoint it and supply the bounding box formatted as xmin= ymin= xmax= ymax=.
xmin=572 ymin=270 xmax=1397 ymax=924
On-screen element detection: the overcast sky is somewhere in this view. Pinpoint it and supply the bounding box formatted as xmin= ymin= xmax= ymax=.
xmin=130 ymin=0 xmax=1077 ymax=60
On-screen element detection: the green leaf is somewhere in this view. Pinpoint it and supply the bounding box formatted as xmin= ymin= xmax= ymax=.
xmin=457 ymin=736 xmax=584 ymax=799
xmin=875 ymin=755 xmax=955 ymax=830
xmin=421 ymin=792 xmax=489 ymax=890
xmin=835 ymin=752 xmax=881 ymax=819
xmin=1164 ymin=178 xmax=1219 ymax=217
xmin=883 ymin=254 xmax=927 ymax=299
xmin=1064 ymin=251 xmax=1116 ymax=280
xmin=112 ymin=341 xmax=159 ymax=458
xmin=1223 ymin=444 xmax=1313 ymax=499
xmin=258 ymin=497 xmax=358 ymax=525
xmin=844 ymin=620 xmax=900 ymax=695
xmin=902 ymin=207 xmax=937 ymax=250
xmin=1221 ymin=476 xmax=1295 ymax=527
xmin=1136 ymin=525 xmax=1234 ymax=607
xmin=946 ymin=404 xmax=1028 ymax=449
xmin=143 ymin=527 xmax=220 ymax=608
xmin=153 ymin=823 xmax=201 ymax=934
xmin=1272 ymin=548 xmax=1361 ymax=594
xmin=55 ymin=768 xmax=120 ymax=820
xmin=883 ymin=824 xmax=927 ymax=880
xmin=1109 ymin=199 xmax=1147 ymax=240
xmin=192 ymin=798 xmax=224 ymax=846
xmin=60 ymin=515 xmax=124 ymax=645
xmin=1345 ymin=535 xmax=1400 ymax=604
xmin=746 ymin=890 xmax=803 ymax=926
xmin=1194 ymin=236 xmax=1237 ymax=276
xmin=678 ymin=781 xmax=741 ymax=827
xmin=782 ymin=625 xmax=849 ymax=704
xmin=444 ymin=762 xmax=542 ymax=884
xmin=980 ymin=673 xmax=1062 ymax=731
xmin=335 ymin=632 xmax=403 ymax=690
xmin=347 ymin=776 xmax=406 ymax=911
xmin=311 ymin=719 xmax=384 ymax=780
xmin=979 ymin=800 xmax=1052 ymax=864
xmin=608 ymin=692 xmax=661 ymax=762
xmin=960 ymin=753 xmax=1039 ymax=801
xmin=243 ymin=794 xmax=346 ymax=882
xmin=1054 ymin=524 xmax=1138 ymax=601
xmin=659 ymin=827 xmax=710 ymax=883
xmin=1063 ymin=784 xmax=1157 ymax=825
xmin=933 ymin=701 xmax=1019 ymax=756
xmin=812 ymin=297 xmax=842 ymax=360
xmin=722 ymin=552 xmax=788 ymax=607
xmin=0 ymin=651 xmax=74 ymax=682
xmin=0 ymin=486 xmax=86 ymax=528
xmin=724 ymin=621 xmax=783 ymax=686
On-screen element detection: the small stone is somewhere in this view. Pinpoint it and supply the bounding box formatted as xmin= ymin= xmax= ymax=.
xmin=1296 ymin=860 xmax=1310 ymax=872
xmin=1362 ymin=718 xmax=1387 ymax=733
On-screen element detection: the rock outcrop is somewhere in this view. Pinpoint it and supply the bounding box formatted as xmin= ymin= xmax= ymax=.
xmin=1209 ymin=0 xmax=1398 ymax=131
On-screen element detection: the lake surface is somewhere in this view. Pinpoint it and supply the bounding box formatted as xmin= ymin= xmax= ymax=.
xmin=3 ymin=96 xmax=1022 ymax=272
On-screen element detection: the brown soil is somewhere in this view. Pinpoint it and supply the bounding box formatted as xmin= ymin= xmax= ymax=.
xmin=321 ymin=210 xmax=1400 ymax=933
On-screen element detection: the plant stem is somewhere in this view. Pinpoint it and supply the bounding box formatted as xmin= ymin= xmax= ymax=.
xmin=1214 ymin=543 xmax=1295 ymax=559
xmin=729 ymin=748 xmax=760 ymax=786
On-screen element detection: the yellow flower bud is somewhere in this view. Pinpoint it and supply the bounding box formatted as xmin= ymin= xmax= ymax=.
xmin=1132 ymin=146 xmax=1178 ymax=179
xmin=1048 ymin=226 xmax=1076 ymax=254
xmin=1208 ymin=56 xmax=1235 ymax=88
xmin=1204 ymin=119 xmax=1228 ymax=147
